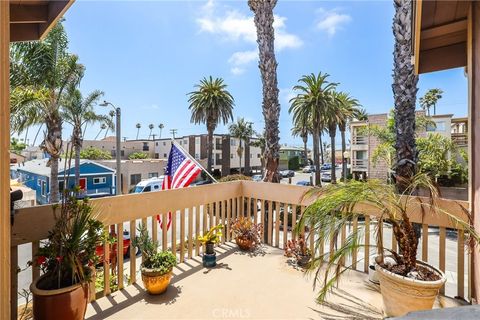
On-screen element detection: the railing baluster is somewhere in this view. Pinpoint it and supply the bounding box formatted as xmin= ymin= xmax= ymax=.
xmin=188 ymin=207 xmax=193 ymax=259
xmin=292 ymin=204 xmax=297 ymax=240
xmin=300 ymin=206 xmax=305 ymax=239
xmin=171 ymin=210 xmax=177 ymax=255
xmin=196 ymin=205 xmax=201 ymax=255
xmin=226 ymin=199 xmax=231 ymax=242
xmin=162 ymin=212 xmax=168 ymax=252
xmin=439 ymin=227 xmax=446 ymax=295
xmin=283 ymin=203 xmax=288 ymax=248
xmin=103 ymin=226 xmax=111 ymax=296
xmin=247 ymin=197 xmax=251 ymax=219
xmin=11 ymin=245 xmax=18 ymax=320
xmin=209 ymin=202 xmax=214 ymax=229
xmin=364 ymin=215 xmax=370 ymax=273
xmin=352 ymin=217 xmax=358 ymax=270
xmin=129 ymin=220 xmax=136 ymax=284
xmin=422 ymin=224 xmax=428 ymax=262
xmin=117 ymin=223 xmax=124 ymax=290
xmin=457 ymin=229 xmax=465 ymax=299
xmin=260 ymin=199 xmax=265 ymax=242
xmin=180 ymin=209 xmax=185 ymax=263
xmin=275 ymin=202 xmax=280 ymax=248
xmin=152 ymin=215 xmax=158 ymax=244
xmin=141 ymin=218 xmax=147 ymax=265
xmin=340 ymin=224 xmax=346 ymax=266
xmin=377 ymin=220 xmax=383 ymax=255
xmin=268 ymin=200 xmax=273 ymax=245
xmin=32 ymin=241 xmax=40 ymax=281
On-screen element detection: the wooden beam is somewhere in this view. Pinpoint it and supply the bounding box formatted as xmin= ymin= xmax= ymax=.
xmin=39 ymin=1 xmax=74 ymax=40
xmin=10 ymin=4 xmax=48 ymax=24
xmin=421 ymin=19 xmax=467 ymax=40
xmin=10 ymin=23 xmax=39 ymax=42
xmin=414 ymin=0 xmax=423 ymax=75
xmin=418 ymin=42 xmax=467 ymax=73
xmin=0 ymin=1 xmax=10 ymax=319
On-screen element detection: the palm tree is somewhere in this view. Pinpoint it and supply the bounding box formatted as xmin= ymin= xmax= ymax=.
xmin=249 ymin=0 xmax=281 ymax=183
xmin=158 ymin=123 xmax=164 ymax=139
xmin=103 ymin=110 xmax=115 ymax=139
xmin=10 ymin=23 xmax=84 ymax=203
xmin=229 ymin=117 xmax=254 ymax=174
xmin=392 ymin=0 xmax=419 ymax=190
xmin=188 ymin=76 xmax=234 ymax=173
xmin=61 ymin=85 xmax=108 ymax=184
xmin=148 ymin=124 xmax=154 ymax=140
xmin=356 ymin=108 xmax=368 ymax=121
xmin=289 ymin=73 xmax=337 ymax=185
xmin=419 ymin=88 xmax=443 ymax=116
xmin=95 ymin=123 xmax=107 ymax=140
xmin=136 ymin=123 xmax=141 ymax=140
xmin=291 ymin=119 xmax=311 ymax=166
xmin=336 ymin=92 xmax=361 ymax=181
xmin=323 ymin=91 xmax=344 ymax=184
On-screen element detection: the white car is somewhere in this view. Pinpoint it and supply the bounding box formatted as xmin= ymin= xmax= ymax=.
xmin=131 ymin=177 xmax=165 ymax=193
xmin=321 ymin=171 xmax=332 ymax=182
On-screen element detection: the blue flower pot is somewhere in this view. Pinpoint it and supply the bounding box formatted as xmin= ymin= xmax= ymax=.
xmin=203 ymin=252 xmax=216 ymax=268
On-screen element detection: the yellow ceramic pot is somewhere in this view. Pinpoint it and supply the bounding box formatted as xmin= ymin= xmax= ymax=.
xmin=141 ymin=269 xmax=173 ymax=295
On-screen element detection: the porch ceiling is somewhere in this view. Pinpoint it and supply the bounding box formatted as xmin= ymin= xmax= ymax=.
xmin=414 ymin=0 xmax=470 ymax=74
xmin=9 ymin=0 xmax=75 ymax=42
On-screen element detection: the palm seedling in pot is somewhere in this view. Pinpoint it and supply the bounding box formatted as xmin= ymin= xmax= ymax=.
xmin=284 ymin=234 xmax=311 ymax=268
xmin=132 ymin=224 xmax=177 ymax=295
xmin=296 ymin=173 xmax=479 ymax=317
xmin=198 ymin=224 xmax=223 ymax=267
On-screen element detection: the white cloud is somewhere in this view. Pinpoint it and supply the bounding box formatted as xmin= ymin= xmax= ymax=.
xmin=231 ymin=67 xmax=246 ymax=75
xmin=196 ymin=0 xmax=302 ymax=74
xmin=315 ymin=8 xmax=351 ymax=37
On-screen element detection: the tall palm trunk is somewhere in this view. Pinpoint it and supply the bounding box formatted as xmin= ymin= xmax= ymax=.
xmin=249 ymin=0 xmax=280 ymax=183
xmin=329 ymin=126 xmax=337 ymax=184
xmin=239 ymin=140 xmax=243 ymax=174
xmin=319 ymin=134 xmax=324 ymax=164
xmin=313 ymin=128 xmax=321 ymax=186
xmin=339 ymin=123 xmax=347 ymax=180
xmin=302 ymin=135 xmax=308 ymax=165
xmin=136 ymin=128 xmax=140 ymax=140
xmin=43 ymin=114 xmax=63 ymax=203
xmin=392 ymin=0 xmax=419 ymax=271
xmin=207 ymin=124 xmax=214 ymax=173
xmin=72 ymin=125 xmax=82 ymax=185
xmin=24 ymin=127 xmax=29 ymax=145
xmin=95 ymin=127 xmax=103 ymax=140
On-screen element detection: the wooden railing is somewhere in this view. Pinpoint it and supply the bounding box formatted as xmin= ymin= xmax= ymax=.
xmin=352 ymin=159 xmax=368 ymax=170
xmin=10 ymin=181 xmax=472 ymax=319
xmin=352 ymin=135 xmax=368 ymax=145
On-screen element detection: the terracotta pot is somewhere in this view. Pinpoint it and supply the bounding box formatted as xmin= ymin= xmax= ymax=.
xmin=30 ymin=275 xmax=89 ymax=320
xmin=235 ymin=236 xmax=255 ymax=251
xmin=141 ymin=269 xmax=173 ymax=295
xmin=375 ymin=261 xmax=446 ymax=317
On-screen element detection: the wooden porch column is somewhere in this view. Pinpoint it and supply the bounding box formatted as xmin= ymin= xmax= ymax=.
xmin=469 ymin=1 xmax=480 ymax=304
xmin=0 ymin=1 xmax=11 ymax=319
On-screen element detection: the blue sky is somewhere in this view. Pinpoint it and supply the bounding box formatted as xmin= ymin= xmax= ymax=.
xmin=19 ymin=0 xmax=468 ymax=147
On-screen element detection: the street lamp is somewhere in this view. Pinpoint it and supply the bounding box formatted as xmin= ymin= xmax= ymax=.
xmin=100 ymin=100 xmax=121 ymax=195
xmin=343 ymin=151 xmax=350 ymax=183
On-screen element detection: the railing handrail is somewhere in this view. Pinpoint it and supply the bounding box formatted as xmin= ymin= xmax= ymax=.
xmin=12 ymin=181 xmax=469 ymax=246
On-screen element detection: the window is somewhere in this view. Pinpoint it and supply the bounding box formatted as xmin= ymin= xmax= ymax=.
xmin=195 ymin=153 xmax=199 ymax=159
xmin=41 ymin=180 xmax=47 ymax=197
xmin=156 ymin=142 xmax=159 ymax=146
xmin=427 ymin=121 xmax=446 ymax=132
xmin=230 ymin=154 xmax=234 ymax=159
xmin=179 ymin=141 xmax=182 ymax=145
xmin=230 ymin=139 xmax=236 ymax=146
xmin=356 ymin=150 xmax=367 ymax=159
xmin=143 ymin=186 xmax=151 ymax=192
xmin=143 ymin=142 xmax=149 ymax=151
xmin=258 ymin=154 xmax=261 ymax=158
xmin=163 ymin=142 xmax=166 ymax=146
xmin=153 ymin=185 xmax=160 ymax=190
xmin=111 ymin=150 xmax=116 ymax=157
xmin=93 ymin=177 xmax=106 ymax=184
xmin=163 ymin=153 xmax=167 ymax=158
xmin=148 ymin=172 xmax=159 ymax=178
xmin=155 ymin=153 xmax=159 ymax=159
xmin=59 ymin=181 xmax=65 ymax=192
xmin=184 ymin=139 xmax=188 ymax=145
xmin=130 ymin=174 xmax=142 ymax=186
xmin=196 ymin=138 xmax=200 ymax=145
xmin=121 ymin=150 xmax=125 ymax=157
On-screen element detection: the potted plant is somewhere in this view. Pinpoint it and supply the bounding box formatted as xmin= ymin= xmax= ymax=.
xmin=231 ymin=217 xmax=262 ymax=251
xmin=30 ymin=189 xmax=104 ymax=320
xmin=296 ymin=173 xmax=479 ymax=317
xmin=198 ymin=224 xmax=223 ymax=267
xmin=284 ymin=235 xmax=311 ymax=267
xmin=132 ymin=224 xmax=177 ymax=295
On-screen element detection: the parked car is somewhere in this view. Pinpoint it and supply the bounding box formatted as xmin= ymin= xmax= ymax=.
xmin=302 ymin=165 xmax=316 ymax=173
xmin=296 ymin=180 xmax=312 ymax=186
xmin=321 ymin=171 xmax=332 ymax=182
xmin=280 ymin=170 xmax=295 ymax=178
xmin=131 ymin=177 xmax=164 ymax=193
xmin=252 ymin=174 xmax=263 ymax=182
xmin=95 ymin=230 xmax=134 ymax=263
xmin=321 ymin=163 xmax=332 ymax=171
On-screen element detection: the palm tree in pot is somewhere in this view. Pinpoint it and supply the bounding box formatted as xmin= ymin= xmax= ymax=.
xmin=296 ymin=173 xmax=479 ymax=317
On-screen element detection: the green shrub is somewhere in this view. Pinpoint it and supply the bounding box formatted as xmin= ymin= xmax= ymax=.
xmin=219 ymin=174 xmax=253 ymax=182
xmin=128 ymin=152 xmax=149 ymax=160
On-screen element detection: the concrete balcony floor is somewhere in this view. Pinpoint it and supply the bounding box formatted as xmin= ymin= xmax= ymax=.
xmin=85 ymin=243 xmax=463 ymax=320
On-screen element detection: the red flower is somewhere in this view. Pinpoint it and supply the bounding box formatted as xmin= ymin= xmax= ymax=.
xmin=56 ymin=256 xmax=63 ymax=263
xmin=36 ymin=256 xmax=46 ymax=265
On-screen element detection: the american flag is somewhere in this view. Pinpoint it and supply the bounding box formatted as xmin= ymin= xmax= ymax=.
xmin=158 ymin=143 xmax=202 ymax=229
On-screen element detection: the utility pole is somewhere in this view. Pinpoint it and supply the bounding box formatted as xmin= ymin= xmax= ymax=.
xmin=170 ymin=129 xmax=178 ymax=139
xmin=152 ymin=134 xmax=156 ymax=141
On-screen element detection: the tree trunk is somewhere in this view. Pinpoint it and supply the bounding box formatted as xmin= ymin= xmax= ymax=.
xmin=24 ymin=127 xmax=29 ymax=145
xmin=136 ymin=129 xmax=140 ymax=140
xmin=303 ymin=136 xmax=308 ymax=165
xmin=340 ymin=125 xmax=346 ymax=181
xmin=319 ymin=134 xmax=324 ymax=164
xmin=239 ymin=140 xmax=243 ymax=174
xmin=330 ymin=128 xmax=336 ymax=184
xmin=249 ymin=0 xmax=280 ymax=183
xmin=207 ymin=126 xmax=214 ymax=174
xmin=313 ymin=128 xmax=321 ymax=186
xmin=43 ymin=115 xmax=63 ymax=203
xmin=72 ymin=125 xmax=82 ymax=186
xmin=392 ymin=0 xmax=419 ymax=270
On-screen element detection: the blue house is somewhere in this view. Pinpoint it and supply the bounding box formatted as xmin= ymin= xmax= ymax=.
xmin=14 ymin=159 xmax=116 ymax=204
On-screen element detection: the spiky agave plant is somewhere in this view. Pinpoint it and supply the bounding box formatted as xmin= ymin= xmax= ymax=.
xmin=295 ymin=173 xmax=479 ymax=302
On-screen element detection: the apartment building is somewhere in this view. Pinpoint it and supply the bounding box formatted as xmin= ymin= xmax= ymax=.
xmin=350 ymin=112 xmax=465 ymax=181
xmin=155 ymin=134 xmax=263 ymax=176
xmin=82 ymin=137 xmax=156 ymax=159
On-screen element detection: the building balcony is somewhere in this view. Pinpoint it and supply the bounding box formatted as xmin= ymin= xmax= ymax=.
xmin=11 ymin=181 xmax=472 ymax=319
xmin=352 ymin=159 xmax=368 ymax=172
xmin=452 ymin=132 xmax=468 ymax=147
xmin=351 ymin=135 xmax=368 ymax=145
